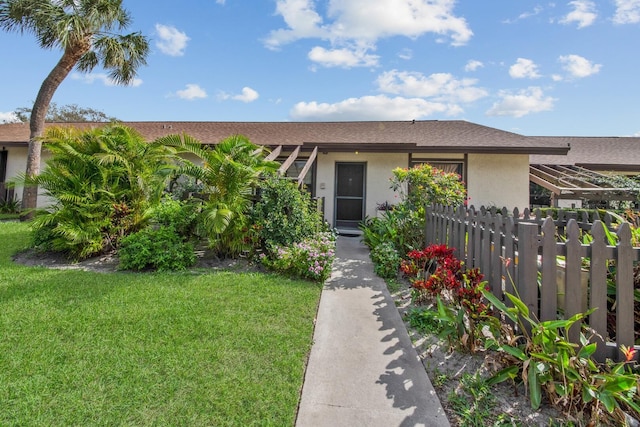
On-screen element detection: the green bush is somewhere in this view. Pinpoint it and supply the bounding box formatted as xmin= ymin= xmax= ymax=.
xmin=0 ymin=196 xmax=21 ymax=214
xmin=29 ymin=124 xmax=181 ymax=259
xmin=253 ymin=175 xmax=323 ymax=249
xmin=261 ymin=231 xmax=336 ymax=282
xmin=360 ymin=164 xmax=466 ymax=257
xmin=370 ymin=242 xmax=401 ymax=279
xmin=151 ymin=197 xmax=200 ymax=239
xmin=118 ymin=227 xmax=196 ymax=272
xmin=30 ymin=222 xmax=56 ymax=252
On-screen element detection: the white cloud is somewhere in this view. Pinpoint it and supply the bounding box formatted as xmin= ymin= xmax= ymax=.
xmin=71 ymin=72 xmax=143 ymax=87
xmin=558 ymin=54 xmax=601 ymax=78
xmin=155 ymin=24 xmax=190 ymax=56
xmin=376 ymin=70 xmax=487 ymax=103
xmin=503 ymin=6 xmax=544 ymax=23
xmin=560 ymin=0 xmax=597 ymax=28
xmin=0 ymin=111 xmax=18 ymax=123
xmin=264 ymin=0 xmax=473 ymax=50
xmin=216 ymin=0 xmax=225 ymax=4
xmin=613 ymin=0 xmax=640 ymax=24
xmin=509 ymin=58 xmax=541 ymax=79
xmin=398 ymin=48 xmax=413 ymax=60
xmin=264 ymin=0 xmax=328 ymax=49
xmin=290 ymin=94 xmax=460 ymax=121
xmin=308 ymin=46 xmax=379 ymax=68
xmin=464 ymin=60 xmax=483 ymax=72
xmin=218 ymin=87 xmax=260 ymax=103
xmin=175 ymin=84 xmax=208 ymax=100
xmin=486 ymin=87 xmax=556 ymax=118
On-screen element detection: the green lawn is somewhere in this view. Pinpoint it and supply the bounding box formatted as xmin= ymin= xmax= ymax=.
xmin=0 ymin=222 xmax=321 ymax=426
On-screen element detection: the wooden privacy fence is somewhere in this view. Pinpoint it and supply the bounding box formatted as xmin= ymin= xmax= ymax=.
xmin=425 ymin=204 xmax=640 ymax=362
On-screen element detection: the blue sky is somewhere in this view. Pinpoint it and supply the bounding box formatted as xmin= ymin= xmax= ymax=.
xmin=1 ymin=0 xmax=639 ymax=137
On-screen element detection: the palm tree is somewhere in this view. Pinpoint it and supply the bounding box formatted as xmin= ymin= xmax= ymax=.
xmin=0 ymin=0 xmax=149 ymax=216
xmin=31 ymin=124 xmax=181 ymax=259
xmin=158 ymin=133 xmax=279 ymax=257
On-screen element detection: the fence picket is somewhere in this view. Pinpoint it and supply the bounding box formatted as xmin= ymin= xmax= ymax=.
xmin=480 ymin=211 xmax=492 ymax=277
xmin=517 ymin=222 xmax=539 ymax=332
xmin=589 ymin=221 xmax=610 ymax=361
xmin=564 ymin=220 xmax=584 ymax=343
xmin=540 ymin=217 xmax=558 ymax=321
xmin=616 ymin=223 xmax=634 ymax=361
xmin=488 ymin=214 xmax=503 ymax=295
xmin=503 ymin=217 xmax=516 ymax=300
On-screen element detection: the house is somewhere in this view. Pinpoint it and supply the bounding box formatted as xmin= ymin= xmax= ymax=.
xmin=530 ymin=136 xmax=640 ymax=175
xmin=529 ymin=136 xmax=640 ymax=208
xmin=0 ymin=120 xmax=569 ymax=228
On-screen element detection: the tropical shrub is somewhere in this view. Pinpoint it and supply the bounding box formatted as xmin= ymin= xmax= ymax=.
xmin=405 ymin=244 xmax=491 ymax=353
xmin=118 ymin=227 xmax=196 ymax=272
xmin=0 ymin=195 xmax=21 ymax=214
xmin=150 ymin=197 xmax=200 ymax=240
xmin=360 ymin=164 xmax=466 ymax=257
xmin=29 ymin=124 xmax=181 ymax=259
xmin=370 ymin=242 xmax=401 ymax=279
xmin=159 ymin=134 xmax=279 ymax=258
xmin=252 ymin=175 xmax=323 ymax=249
xmin=390 ymin=163 xmax=466 ymax=211
xmin=360 ymin=207 xmax=424 ymax=256
xmin=261 ymin=231 xmax=336 ymax=282
xmin=484 ymin=288 xmax=640 ymax=425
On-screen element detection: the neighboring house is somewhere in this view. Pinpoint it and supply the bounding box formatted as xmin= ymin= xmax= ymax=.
xmin=0 ymin=120 xmax=569 ymax=229
xmin=531 ymin=136 xmax=640 ymax=175
xmin=530 ymin=137 xmax=640 ymax=208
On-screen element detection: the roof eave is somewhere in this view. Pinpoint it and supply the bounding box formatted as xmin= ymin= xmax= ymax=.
xmin=577 ymin=163 xmax=640 ymax=173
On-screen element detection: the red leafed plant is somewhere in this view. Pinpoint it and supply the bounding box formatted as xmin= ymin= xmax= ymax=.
xmin=405 ymin=243 xmax=492 ymax=352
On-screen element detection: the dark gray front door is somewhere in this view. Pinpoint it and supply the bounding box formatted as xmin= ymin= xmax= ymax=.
xmin=335 ymin=162 xmax=365 ymax=229
xmin=0 ymin=150 xmax=6 ymax=183
xmin=0 ymin=150 xmax=6 ymax=202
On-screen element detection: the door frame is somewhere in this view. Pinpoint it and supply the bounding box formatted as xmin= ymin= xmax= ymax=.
xmin=333 ymin=161 xmax=367 ymax=229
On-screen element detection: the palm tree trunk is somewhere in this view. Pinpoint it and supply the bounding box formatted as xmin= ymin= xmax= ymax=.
xmin=21 ymin=44 xmax=88 ymax=219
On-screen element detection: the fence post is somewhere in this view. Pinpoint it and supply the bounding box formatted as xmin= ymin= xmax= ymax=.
xmin=517 ymin=222 xmax=539 ymax=333
xmin=616 ymin=223 xmax=634 ymax=361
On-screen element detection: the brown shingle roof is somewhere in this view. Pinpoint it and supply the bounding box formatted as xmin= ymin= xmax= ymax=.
xmin=0 ymin=120 xmax=569 ymax=154
xmin=530 ymin=136 xmax=640 ymax=172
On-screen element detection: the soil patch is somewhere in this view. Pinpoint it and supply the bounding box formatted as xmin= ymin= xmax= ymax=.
xmin=11 ymin=248 xmax=262 ymax=274
xmin=390 ymin=280 xmax=565 ymax=426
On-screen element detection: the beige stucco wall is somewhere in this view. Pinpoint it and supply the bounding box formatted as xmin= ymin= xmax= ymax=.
xmin=4 ymin=146 xmax=53 ymax=207
xmin=315 ymin=152 xmax=409 ymax=227
xmin=466 ymin=153 xmax=530 ymax=211
xmin=4 ymin=146 xmax=532 ymax=220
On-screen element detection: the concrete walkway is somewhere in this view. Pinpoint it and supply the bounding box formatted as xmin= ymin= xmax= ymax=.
xmin=296 ymin=235 xmax=450 ymax=427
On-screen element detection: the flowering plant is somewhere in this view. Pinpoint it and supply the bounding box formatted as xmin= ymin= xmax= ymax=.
xmin=405 ymin=243 xmax=491 ymax=352
xmin=261 ymin=231 xmax=336 ymax=282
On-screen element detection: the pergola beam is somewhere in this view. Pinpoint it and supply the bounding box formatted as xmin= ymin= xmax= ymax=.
xmin=278 ymin=146 xmax=301 ymax=175
xmin=297 ymin=146 xmax=318 ymax=187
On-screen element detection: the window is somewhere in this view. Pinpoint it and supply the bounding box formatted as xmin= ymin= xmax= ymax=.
xmin=281 ymin=158 xmax=316 ymax=196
